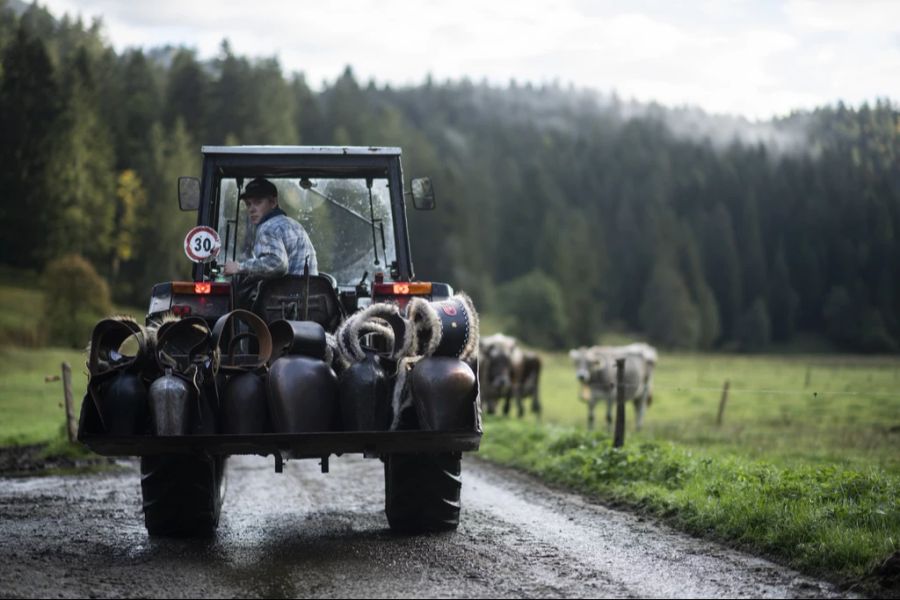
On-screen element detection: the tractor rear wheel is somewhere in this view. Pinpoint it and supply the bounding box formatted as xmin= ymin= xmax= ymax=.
xmin=384 ymin=452 xmax=462 ymax=533
xmin=140 ymin=454 xmax=226 ymax=537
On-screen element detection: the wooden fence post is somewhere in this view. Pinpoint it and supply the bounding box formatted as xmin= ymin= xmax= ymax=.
xmin=61 ymin=362 xmax=77 ymax=443
xmin=716 ymin=380 xmax=730 ymax=427
xmin=613 ymin=358 xmax=626 ymax=448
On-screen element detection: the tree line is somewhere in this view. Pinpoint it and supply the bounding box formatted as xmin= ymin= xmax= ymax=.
xmin=1 ymin=2 xmax=898 ymax=352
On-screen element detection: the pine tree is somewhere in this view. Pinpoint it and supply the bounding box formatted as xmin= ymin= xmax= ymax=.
xmin=0 ymin=27 xmax=62 ymax=269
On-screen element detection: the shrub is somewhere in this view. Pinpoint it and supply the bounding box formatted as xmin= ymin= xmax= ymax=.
xmin=42 ymin=255 xmax=112 ymax=348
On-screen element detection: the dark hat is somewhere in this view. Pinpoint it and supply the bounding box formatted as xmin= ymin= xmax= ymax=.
xmin=240 ymin=178 xmax=278 ymax=200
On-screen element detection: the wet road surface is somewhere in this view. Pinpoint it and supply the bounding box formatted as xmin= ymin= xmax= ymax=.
xmin=0 ymin=455 xmax=848 ymax=598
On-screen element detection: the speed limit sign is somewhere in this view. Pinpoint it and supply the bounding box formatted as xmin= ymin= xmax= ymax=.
xmin=184 ymin=226 xmax=221 ymax=263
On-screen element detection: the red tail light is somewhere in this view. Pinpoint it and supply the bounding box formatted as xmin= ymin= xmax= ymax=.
xmin=373 ymin=282 xmax=433 ymax=296
xmin=172 ymin=281 xmax=230 ymax=295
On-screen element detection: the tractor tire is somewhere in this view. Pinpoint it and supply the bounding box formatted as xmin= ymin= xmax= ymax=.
xmin=140 ymin=454 xmax=226 ymax=537
xmin=384 ymin=452 xmax=462 ymax=533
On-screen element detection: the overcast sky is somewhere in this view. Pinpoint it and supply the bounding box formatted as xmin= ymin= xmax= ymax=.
xmin=38 ymin=0 xmax=900 ymax=120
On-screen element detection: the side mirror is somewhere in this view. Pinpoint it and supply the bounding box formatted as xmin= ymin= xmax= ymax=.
xmin=410 ymin=177 xmax=436 ymax=210
xmin=178 ymin=176 xmax=200 ymax=211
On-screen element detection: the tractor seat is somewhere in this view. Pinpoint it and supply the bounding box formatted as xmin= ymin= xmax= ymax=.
xmin=252 ymin=273 xmax=344 ymax=333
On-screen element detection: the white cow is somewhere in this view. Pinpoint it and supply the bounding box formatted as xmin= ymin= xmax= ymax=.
xmin=569 ymin=343 xmax=657 ymax=431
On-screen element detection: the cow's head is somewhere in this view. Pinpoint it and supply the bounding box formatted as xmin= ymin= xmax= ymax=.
xmin=480 ymin=335 xmax=517 ymax=393
xmin=569 ymin=347 xmax=611 ymax=388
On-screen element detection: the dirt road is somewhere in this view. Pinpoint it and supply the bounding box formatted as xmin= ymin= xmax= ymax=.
xmin=0 ymin=455 xmax=848 ymax=598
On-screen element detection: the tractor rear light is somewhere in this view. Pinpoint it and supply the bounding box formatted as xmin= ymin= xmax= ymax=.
xmin=373 ymin=282 xmax=433 ymax=296
xmin=171 ymin=281 xmax=230 ymax=295
xmin=171 ymin=305 xmax=192 ymax=316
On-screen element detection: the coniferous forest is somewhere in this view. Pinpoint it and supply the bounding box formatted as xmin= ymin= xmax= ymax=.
xmin=1 ymin=2 xmax=898 ymax=353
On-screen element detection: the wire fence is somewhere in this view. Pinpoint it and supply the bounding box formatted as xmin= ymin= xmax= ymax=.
xmin=650 ymin=384 xmax=900 ymax=400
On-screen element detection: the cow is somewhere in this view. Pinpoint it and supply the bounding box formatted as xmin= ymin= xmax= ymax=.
xmin=569 ymin=343 xmax=657 ymax=431
xmin=479 ymin=333 xmax=541 ymax=418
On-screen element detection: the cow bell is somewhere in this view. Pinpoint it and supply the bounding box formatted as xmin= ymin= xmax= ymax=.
xmin=92 ymin=372 xmax=148 ymax=436
xmin=338 ymin=351 xmax=392 ymax=431
xmin=409 ymin=357 xmax=477 ymax=431
xmin=267 ymin=356 xmax=339 ymax=433
xmin=148 ymin=370 xmax=192 ymax=436
xmin=222 ymin=372 xmax=270 ymax=434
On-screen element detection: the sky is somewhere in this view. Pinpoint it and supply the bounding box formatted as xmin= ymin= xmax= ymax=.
xmin=37 ymin=0 xmax=900 ymax=121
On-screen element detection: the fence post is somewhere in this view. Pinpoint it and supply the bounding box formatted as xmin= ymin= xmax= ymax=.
xmin=61 ymin=362 xmax=77 ymax=443
xmin=804 ymin=366 xmax=811 ymax=388
xmin=716 ymin=380 xmax=730 ymax=427
xmin=613 ymin=358 xmax=626 ymax=448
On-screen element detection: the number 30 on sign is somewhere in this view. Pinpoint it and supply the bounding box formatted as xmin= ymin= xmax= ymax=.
xmin=184 ymin=226 xmax=221 ymax=263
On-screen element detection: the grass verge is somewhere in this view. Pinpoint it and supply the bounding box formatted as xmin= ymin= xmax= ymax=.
xmin=479 ymin=417 xmax=900 ymax=594
xmin=0 ymin=346 xmax=88 ymax=446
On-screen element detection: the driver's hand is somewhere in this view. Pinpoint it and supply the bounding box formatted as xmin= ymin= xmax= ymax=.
xmin=223 ymin=260 xmax=241 ymax=276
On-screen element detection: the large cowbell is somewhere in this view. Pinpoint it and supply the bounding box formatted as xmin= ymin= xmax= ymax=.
xmin=267 ymin=319 xmax=339 ymax=433
xmin=84 ymin=317 xmax=151 ymax=436
xmin=153 ymin=316 xmax=219 ymax=435
xmin=222 ymin=372 xmax=269 ymax=434
xmin=212 ymin=310 xmax=273 ymax=435
xmin=409 ymin=357 xmax=477 ymax=431
xmin=339 ymin=352 xmax=393 ymax=431
xmin=93 ymin=372 xmax=148 ymax=435
xmin=148 ymin=370 xmax=192 ymax=436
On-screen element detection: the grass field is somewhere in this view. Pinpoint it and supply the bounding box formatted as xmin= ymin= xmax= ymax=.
xmin=534 ymin=351 xmax=900 ymax=471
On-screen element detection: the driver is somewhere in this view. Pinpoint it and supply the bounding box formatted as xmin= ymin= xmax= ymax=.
xmin=223 ymin=177 xmax=318 ymax=283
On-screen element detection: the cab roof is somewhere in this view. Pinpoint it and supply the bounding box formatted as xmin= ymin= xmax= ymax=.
xmin=201 ymin=145 xmax=402 ymax=156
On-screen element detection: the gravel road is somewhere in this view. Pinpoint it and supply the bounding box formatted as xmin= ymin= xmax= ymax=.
xmin=0 ymin=454 xmax=849 ymax=598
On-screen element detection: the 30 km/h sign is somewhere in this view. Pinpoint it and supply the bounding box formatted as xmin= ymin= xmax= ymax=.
xmin=184 ymin=226 xmax=221 ymax=263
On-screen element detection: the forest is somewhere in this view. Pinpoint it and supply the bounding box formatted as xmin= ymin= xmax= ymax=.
xmin=1 ymin=1 xmax=898 ymax=353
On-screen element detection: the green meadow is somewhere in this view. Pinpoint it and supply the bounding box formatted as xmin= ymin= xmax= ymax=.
xmin=0 ymin=282 xmax=141 ymax=446
xmin=534 ymin=351 xmax=900 ymax=470
xmin=480 ymin=347 xmax=900 ymax=590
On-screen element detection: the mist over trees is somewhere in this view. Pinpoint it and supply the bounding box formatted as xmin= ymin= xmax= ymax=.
xmin=1 ymin=2 xmax=898 ymax=353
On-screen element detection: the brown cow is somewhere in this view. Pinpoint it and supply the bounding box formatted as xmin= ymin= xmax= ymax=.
xmin=479 ymin=334 xmax=541 ymax=418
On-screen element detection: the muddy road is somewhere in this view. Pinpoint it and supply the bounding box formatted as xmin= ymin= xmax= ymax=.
xmin=0 ymin=455 xmax=847 ymax=598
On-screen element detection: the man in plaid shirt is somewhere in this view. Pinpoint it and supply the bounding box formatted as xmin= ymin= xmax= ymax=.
xmin=224 ymin=177 xmax=318 ymax=280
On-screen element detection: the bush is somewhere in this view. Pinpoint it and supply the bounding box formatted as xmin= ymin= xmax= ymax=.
xmin=42 ymin=255 xmax=112 ymax=348
xmin=496 ymin=270 xmax=569 ymax=349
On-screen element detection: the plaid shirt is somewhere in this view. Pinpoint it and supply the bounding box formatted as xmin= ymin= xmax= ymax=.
xmin=240 ymin=209 xmax=318 ymax=278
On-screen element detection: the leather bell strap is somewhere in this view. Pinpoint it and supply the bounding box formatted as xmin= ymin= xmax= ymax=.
xmin=268 ymin=319 xmax=327 ymax=363
xmin=211 ymin=309 xmax=273 ymax=373
xmin=88 ymin=317 xmax=147 ymax=377
xmin=154 ymin=316 xmax=215 ymax=374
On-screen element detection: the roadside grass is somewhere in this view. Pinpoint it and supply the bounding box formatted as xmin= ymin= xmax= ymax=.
xmin=0 ymin=279 xmax=144 ymax=452
xmin=480 ymin=418 xmax=900 ymax=589
xmin=0 ymin=345 xmax=88 ymax=446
